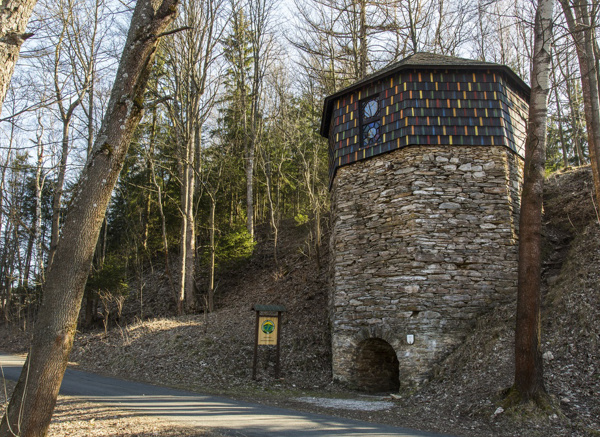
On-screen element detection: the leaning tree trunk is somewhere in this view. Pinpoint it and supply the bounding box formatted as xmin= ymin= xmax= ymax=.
xmin=0 ymin=0 xmax=36 ymax=114
xmin=512 ymin=0 xmax=554 ymax=403
xmin=0 ymin=0 xmax=179 ymax=434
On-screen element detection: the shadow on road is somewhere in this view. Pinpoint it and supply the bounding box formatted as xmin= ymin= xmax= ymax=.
xmin=1 ymin=353 xmax=450 ymax=437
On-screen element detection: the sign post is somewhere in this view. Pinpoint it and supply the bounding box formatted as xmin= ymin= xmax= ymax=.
xmin=252 ymin=304 xmax=286 ymax=380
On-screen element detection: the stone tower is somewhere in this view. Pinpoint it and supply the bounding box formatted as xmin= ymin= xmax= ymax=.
xmin=321 ymin=53 xmax=529 ymax=392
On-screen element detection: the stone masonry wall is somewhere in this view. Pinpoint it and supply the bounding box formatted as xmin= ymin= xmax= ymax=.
xmin=329 ymin=145 xmax=523 ymax=389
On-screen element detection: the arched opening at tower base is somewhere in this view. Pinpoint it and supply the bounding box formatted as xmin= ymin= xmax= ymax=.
xmin=354 ymin=338 xmax=400 ymax=393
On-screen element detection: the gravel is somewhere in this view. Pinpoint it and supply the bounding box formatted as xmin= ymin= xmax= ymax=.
xmin=295 ymin=397 xmax=395 ymax=411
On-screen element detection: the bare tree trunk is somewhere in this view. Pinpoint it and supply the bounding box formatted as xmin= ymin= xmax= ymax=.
xmin=312 ymin=138 xmax=322 ymax=269
xmin=34 ymin=122 xmax=46 ymax=286
xmin=245 ymin=34 xmax=255 ymax=239
xmin=229 ymin=191 xmax=234 ymax=227
xmin=177 ymin=135 xmax=197 ymax=313
xmin=557 ymin=52 xmax=586 ymax=165
xmin=47 ymin=118 xmax=71 ymax=268
xmin=0 ymin=220 xmax=14 ymax=320
xmin=148 ymin=109 xmax=177 ymax=302
xmin=407 ymin=0 xmax=417 ymax=54
xmin=551 ymin=56 xmax=569 ymax=168
xmin=433 ymin=0 xmax=445 ymax=52
xmin=141 ymin=175 xmax=152 ymax=251
xmin=261 ymin=155 xmax=278 ymax=264
xmin=164 ymin=0 xmax=223 ymax=312
xmin=0 ymin=0 xmax=36 ymax=113
xmin=202 ymin=148 xmax=224 ymax=313
xmin=0 ymin=134 xmax=13 ymax=319
xmin=178 ymin=152 xmax=188 ymax=315
xmin=208 ymin=194 xmax=216 ymax=312
xmin=22 ymin=228 xmax=34 ymax=290
xmin=475 ymin=0 xmax=488 ymax=61
xmin=564 ymin=74 xmax=585 ymax=165
xmin=184 ymin=136 xmax=196 ymax=309
xmin=0 ymin=0 xmax=179 ymax=433
xmin=13 ymin=216 xmax=23 ymax=290
xmin=512 ymin=0 xmax=554 ymax=404
xmin=246 ymin=134 xmax=255 ymax=239
xmin=176 ymin=132 xmax=197 ymax=313
xmin=358 ymin=0 xmax=367 ymax=78
xmin=85 ymin=65 xmax=95 ymax=161
xmin=593 ymin=38 xmax=600 ymax=105
xmin=314 ymin=203 xmax=321 ymax=270
xmin=47 ymin=10 xmax=93 ymax=268
xmin=560 ymin=0 xmax=600 ymax=201
xmin=150 ymin=143 xmax=176 ymax=303
xmin=22 ymin=125 xmax=45 ymax=292
xmin=246 ymin=0 xmax=273 ymax=241
xmin=0 ymin=147 xmax=11 ymax=317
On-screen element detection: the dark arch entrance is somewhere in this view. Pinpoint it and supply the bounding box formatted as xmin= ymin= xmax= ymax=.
xmin=354 ymin=338 xmax=400 ymax=393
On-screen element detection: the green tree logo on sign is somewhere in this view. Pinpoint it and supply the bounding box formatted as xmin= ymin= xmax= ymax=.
xmin=261 ymin=320 xmax=275 ymax=334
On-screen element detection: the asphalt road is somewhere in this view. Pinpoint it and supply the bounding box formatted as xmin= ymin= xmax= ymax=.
xmin=0 ymin=353 xmax=451 ymax=437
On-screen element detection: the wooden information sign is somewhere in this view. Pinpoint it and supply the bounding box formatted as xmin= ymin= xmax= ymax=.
xmin=258 ymin=316 xmax=278 ymax=345
xmin=252 ymin=304 xmax=286 ymax=380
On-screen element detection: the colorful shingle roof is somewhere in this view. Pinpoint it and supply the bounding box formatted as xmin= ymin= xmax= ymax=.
xmin=320 ymin=52 xmax=530 ymax=137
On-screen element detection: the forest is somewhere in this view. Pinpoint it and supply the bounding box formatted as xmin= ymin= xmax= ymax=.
xmin=1 ymin=0 xmax=600 ymax=434
xmin=1 ymin=0 xmax=598 ymax=324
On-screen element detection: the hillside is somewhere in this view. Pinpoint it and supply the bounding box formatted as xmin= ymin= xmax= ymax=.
xmin=1 ymin=166 xmax=599 ymax=437
xmin=71 ymin=221 xmax=334 ymax=391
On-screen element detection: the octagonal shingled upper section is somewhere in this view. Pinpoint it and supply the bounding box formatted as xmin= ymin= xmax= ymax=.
xmin=320 ymin=52 xmax=531 ymax=138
